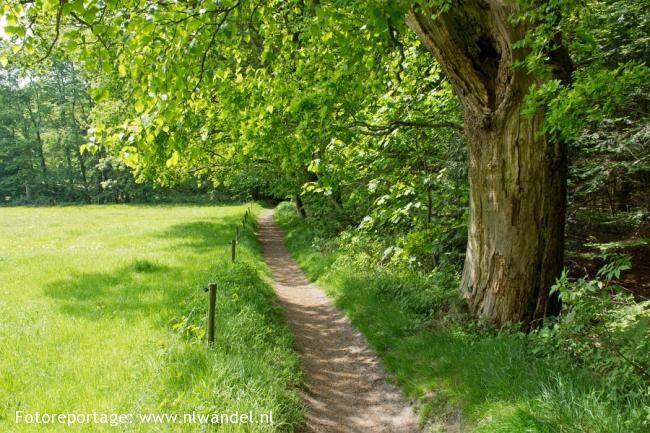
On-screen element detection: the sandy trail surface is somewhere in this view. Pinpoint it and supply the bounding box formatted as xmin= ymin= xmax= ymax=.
xmin=258 ymin=210 xmax=421 ymax=433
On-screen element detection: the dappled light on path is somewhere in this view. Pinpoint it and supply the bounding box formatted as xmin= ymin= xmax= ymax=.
xmin=258 ymin=210 xmax=420 ymax=433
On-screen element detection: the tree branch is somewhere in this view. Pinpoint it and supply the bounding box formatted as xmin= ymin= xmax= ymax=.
xmin=192 ymin=2 xmax=240 ymax=94
xmin=349 ymin=119 xmax=463 ymax=136
xmin=69 ymin=11 xmax=111 ymax=51
xmin=37 ymin=0 xmax=65 ymax=62
xmin=387 ymin=20 xmax=405 ymax=84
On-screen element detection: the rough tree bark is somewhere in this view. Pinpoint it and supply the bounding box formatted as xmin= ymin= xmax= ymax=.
xmin=406 ymin=1 xmax=572 ymax=328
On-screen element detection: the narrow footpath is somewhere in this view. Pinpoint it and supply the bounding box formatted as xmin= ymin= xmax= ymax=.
xmin=257 ymin=210 xmax=421 ymax=433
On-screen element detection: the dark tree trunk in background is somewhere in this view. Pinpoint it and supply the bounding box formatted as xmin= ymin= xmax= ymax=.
xmin=295 ymin=194 xmax=307 ymax=218
xmin=34 ymin=128 xmax=47 ymax=177
xmin=73 ymin=127 xmax=91 ymax=203
xmin=407 ymin=1 xmax=572 ymax=328
xmin=427 ymin=188 xmax=433 ymax=223
xmin=63 ymin=137 xmax=75 ymax=197
xmin=75 ymin=146 xmax=90 ymax=203
xmin=27 ymin=88 xmax=48 ymax=179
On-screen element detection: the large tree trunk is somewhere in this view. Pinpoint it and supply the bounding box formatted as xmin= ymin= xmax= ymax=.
xmin=407 ymin=1 xmax=571 ymax=328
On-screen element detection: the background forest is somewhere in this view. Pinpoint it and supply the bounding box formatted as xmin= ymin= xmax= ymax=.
xmin=0 ymin=63 xmax=222 ymax=204
xmin=1 ymin=0 xmax=649 ymax=431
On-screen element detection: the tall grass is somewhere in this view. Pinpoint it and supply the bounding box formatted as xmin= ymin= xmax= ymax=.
xmin=0 ymin=204 xmax=302 ymax=432
xmin=274 ymin=201 xmax=647 ymax=433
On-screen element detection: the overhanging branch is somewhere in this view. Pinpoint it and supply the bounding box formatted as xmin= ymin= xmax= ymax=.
xmin=192 ymin=1 xmax=240 ymax=94
xmin=69 ymin=11 xmax=111 ymax=51
xmin=349 ymin=119 xmax=463 ymax=136
xmin=37 ymin=0 xmax=65 ymax=62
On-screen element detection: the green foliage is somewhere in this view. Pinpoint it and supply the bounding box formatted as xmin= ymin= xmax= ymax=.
xmin=276 ymin=202 xmax=649 ymax=432
xmin=275 ymin=199 xmax=465 ymax=328
xmin=2 ymin=0 xmax=467 ymax=211
xmin=2 ymin=0 xmax=649 ymax=429
xmin=515 ymin=0 xmax=649 ymax=146
xmin=533 ymin=256 xmax=650 ymax=411
xmin=522 ymin=63 xmax=649 ymax=141
xmin=0 ymin=60 xmax=159 ymax=204
xmin=1 ymin=0 xmax=646 ymax=211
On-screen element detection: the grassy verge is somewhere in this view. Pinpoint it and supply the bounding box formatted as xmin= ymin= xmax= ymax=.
xmin=274 ymin=201 xmax=646 ymax=433
xmin=0 ymin=204 xmax=302 ymax=433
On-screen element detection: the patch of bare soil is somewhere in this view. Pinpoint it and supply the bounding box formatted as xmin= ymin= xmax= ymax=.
xmin=258 ymin=210 xmax=421 ymax=433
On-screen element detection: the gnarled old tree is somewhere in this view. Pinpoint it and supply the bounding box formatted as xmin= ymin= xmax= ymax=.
xmin=406 ymin=1 xmax=573 ymax=328
xmin=5 ymin=0 xmax=574 ymax=329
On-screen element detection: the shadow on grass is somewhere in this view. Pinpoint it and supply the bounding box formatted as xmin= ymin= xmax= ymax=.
xmin=150 ymin=259 xmax=304 ymax=429
xmin=153 ymin=217 xmax=244 ymax=253
xmin=38 ymin=210 xmax=304 ymax=429
xmin=42 ymin=215 xmax=244 ymax=323
xmin=43 ymin=259 xmax=188 ymax=323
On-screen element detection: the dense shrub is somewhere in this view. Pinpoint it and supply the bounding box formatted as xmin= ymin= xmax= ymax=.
xmin=532 ymin=255 xmax=650 ymax=410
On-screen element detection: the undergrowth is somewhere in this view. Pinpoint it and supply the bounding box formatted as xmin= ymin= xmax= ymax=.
xmin=274 ymin=201 xmax=649 ymax=433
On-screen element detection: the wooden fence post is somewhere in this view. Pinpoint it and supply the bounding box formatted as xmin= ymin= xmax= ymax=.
xmin=207 ymin=283 xmax=217 ymax=345
xmin=231 ymin=239 xmax=236 ymax=262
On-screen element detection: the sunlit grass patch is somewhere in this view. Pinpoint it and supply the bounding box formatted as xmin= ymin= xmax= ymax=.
xmin=0 ymin=204 xmax=302 ymax=432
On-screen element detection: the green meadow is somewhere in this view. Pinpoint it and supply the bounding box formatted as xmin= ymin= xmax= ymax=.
xmin=0 ymin=205 xmax=302 ymax=433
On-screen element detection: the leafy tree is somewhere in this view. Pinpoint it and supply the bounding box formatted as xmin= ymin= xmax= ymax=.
xmin=3 ymin=0 xmax=647 ymax=328
xmin=0 ymin=58 xmax=162 ymax=204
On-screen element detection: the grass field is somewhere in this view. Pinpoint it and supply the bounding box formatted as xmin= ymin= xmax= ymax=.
xmin=274 ymin=202 xmax=645 ymax=433
xmin=0 ymin=204 xmax=302 ymax=433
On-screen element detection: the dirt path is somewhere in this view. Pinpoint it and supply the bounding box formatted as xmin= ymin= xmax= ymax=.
xmin=258 ymin=210 xmax=421 ymax=433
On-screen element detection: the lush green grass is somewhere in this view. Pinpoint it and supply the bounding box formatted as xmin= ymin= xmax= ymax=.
xmin=0 ymin=204 xmax=302 ymax=433
xmin=274 ymin=202 xmax=645 ymax=433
